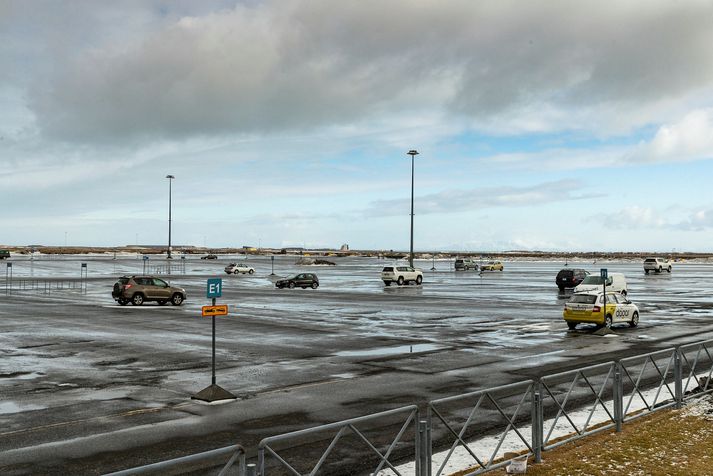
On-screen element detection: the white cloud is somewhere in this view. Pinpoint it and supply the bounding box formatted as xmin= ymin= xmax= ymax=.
xmin=637 ymin=109 xmax=713 ymax=163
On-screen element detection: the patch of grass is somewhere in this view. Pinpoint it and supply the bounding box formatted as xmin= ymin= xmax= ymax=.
xmin=521 ymin=403 xmax=713 ymax=476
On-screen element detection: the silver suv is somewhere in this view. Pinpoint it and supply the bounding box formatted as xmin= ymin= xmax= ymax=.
xmin=644 ymin=258 xmax=672 ymax=274
xmin=454 ymin=258 xmax=478 ymax=271
xmin=112 ymin=276 xmax=187 ymax=306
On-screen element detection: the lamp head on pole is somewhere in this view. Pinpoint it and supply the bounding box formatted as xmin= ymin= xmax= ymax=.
xmin=407 ymin=150 xmax=419 ymax=158
xmin=166 ymin=174 xmax=175 ymax=180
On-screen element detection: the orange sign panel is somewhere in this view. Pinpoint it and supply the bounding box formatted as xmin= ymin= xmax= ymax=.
xmin=202 ymin=304 xmax=228 ymax=317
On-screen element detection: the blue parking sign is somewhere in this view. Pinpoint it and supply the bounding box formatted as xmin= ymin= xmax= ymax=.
xmin=206 ymin=278 xmax=222 ymax=298
xmin=600 ymin=268 xmax=608 ymax=280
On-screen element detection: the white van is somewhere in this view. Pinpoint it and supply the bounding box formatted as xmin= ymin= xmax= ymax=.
xmin=574 ymin=272 xmax=628 ymax=296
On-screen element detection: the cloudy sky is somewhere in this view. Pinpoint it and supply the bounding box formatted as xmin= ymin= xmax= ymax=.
xmin=2 ymin=0 xmax=713 ymax=252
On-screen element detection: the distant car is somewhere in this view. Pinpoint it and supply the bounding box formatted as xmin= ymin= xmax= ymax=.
xmin=381 ymin=266 xmax=423 ymax=286
xmin=276 ymin=273 xmax=319 ymax=289
xmin=112 ymin=275 xmax=186 ymax=306
xmin=556 ymin=268 xmax=590 ymax=291
xmin=481 ymin=261 xmax=504 ymax=271
xmin=563 ymin=291 xmax=639 ymax=330
xmin=644 ymin=257 xmax=672 ymax=274
xmin=454 ymin=258 xmax=478 ymax=271
xmin=0 ymin=250 xmax=9 ymax=259
xmin=224 ymin=263 xmax=255 ymax=275
xmin=201 ymin=254 xmax=218 ymax=260
xmin=574 ymin=272 xmax=627 ymax=296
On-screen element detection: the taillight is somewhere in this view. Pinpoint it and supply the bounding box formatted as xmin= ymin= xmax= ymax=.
xmin=592 ymin=306 xmax=601 ymax=313
xmin=124 ymin=284 xmax=133 ymax=290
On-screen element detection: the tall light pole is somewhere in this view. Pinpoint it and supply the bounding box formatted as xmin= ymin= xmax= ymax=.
xmin=166 ymin=175 xmax=175 ymax=259
xmin=407 ymin=150 xmax=419 ymax=267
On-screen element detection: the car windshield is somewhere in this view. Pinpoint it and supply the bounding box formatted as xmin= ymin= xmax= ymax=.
xmin=569 ymin=294 xmax=598 ymax=304
xmin=644 ymin=259 xmax=656 ymax=263
xmin=580 ymin=276 xmax=612 ymax=285
xmin=382 ymin=267 xmax=393 ymax=272
xmin=557 ymin=270 xmax=573 ymax=278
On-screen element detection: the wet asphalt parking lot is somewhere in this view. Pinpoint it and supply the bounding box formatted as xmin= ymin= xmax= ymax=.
xmin=2 ymin=255 xmax=713 ymax=474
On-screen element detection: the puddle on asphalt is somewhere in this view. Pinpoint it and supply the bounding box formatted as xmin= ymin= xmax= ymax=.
xmin=334 ymin=343 xmax=442 ymax=357
xmin=0 ymin=401 xmax=46 ymax=414
xmin=331 ymin=372 xmax=357 ymax=379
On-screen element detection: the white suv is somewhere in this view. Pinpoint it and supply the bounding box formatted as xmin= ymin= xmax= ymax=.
xmin=381 ymin=266 xmax=423 ymax=286
xmin=644 ymin=258 xmax=671 ymax=274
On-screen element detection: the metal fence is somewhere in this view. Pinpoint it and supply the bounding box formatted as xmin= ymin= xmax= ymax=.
xmin=427 ymin=380 xmax=535 ymax=475
xmin=107 ymin=340 xmax=713 ymax=476
xmin=3 ymin=277 xmax=87 ymax=295
xmin=104 ymin=444 xmax=248 ymax=476
xmin=257 ymin=405 xmax=420 ymax=475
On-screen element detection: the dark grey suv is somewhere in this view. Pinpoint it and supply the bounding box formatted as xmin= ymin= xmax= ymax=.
xmin=112 ymin=276 xmax=187 ymax=306
xmin=275 ymin=273 xmax=319 ymax=289
xmin=555 ymin=268 xmax=589 ymax=291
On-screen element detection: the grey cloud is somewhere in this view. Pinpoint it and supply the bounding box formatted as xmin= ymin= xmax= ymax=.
xmin=16 ymin=0 xmax=713 ymax=143
xmin=365 ymin=179 xmax=598 ymax=217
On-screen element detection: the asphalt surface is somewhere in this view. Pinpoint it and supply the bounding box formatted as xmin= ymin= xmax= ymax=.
xmin=2 ymin=255 xmax=713 ymax=474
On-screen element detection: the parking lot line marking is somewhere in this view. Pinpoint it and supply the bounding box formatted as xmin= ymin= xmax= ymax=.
xmin=0 ymin=403 xmax=194 ymax=438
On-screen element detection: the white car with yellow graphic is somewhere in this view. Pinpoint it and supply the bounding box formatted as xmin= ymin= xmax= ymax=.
xmin=563 ymin=291 xmax=639 ymax=330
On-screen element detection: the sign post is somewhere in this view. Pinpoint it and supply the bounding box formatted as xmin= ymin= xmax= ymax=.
xmin=601 ymin=268 xmax=608 ymax=316
xmin=192 ymin=278 xmax=236 ymax=402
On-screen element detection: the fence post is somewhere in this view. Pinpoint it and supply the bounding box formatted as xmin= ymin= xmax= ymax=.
xmin=613 ymin=362 xmax=623 ymax=432
xmin=531 ymin=381 xmax=542 ymax=463
xmin=245 ymin=463 xmax=257 ymax=476
xmin=674 ymin=346 xmax=683 ymax=409
xmin=257 ymin=448 xmax=264 ymax=476
xmin=417 ymin=419 xmax=430 ymax=476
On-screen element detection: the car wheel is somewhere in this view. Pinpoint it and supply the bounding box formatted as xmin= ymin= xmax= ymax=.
xmin=645 ymin=269 xmax=649 ymax=274
xmin=397 ymin=276 xmax=405 ymax=285
xmin=157 ymin=300 xmax=167 ymax=306
xmin=658 ymin=267 xmax=662 ymax=273
xmin=558 ymin=286 xmax=565 ymax=292
xmin=384 ymin=281 xmax=391 ymax=286
xmin=171 ymin=293 xmax=184 ymax=306
xmin=604 ymin=314 xmax=613 ymax=329
xmin=288 ymin=281 xmax=295 ymax=289
xmin=629 ymin=311 xmax=639 ymax=328
xmin=311 ymin=282 xmax=318 ymax=289
xmin=118 ymin=298 xmax=128 ymax=306
xmin=667 ymin=267 xmax=671 ymax=273
xmin=249 ymin=269 xmax=254 ymax=274
xmin=131 ymin=293 xmax=144 ymax=306
xmin=567 ymin=322 xmax=577 ymax=330
xmin=416 ymin=275 xmax=423 ymax=285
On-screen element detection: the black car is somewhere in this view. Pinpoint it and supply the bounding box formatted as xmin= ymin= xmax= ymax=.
xmin=556 ymin=268 xmax=589 ymax=291
xmin=275 ymin=273 xmax=319 ymax=289
xmin=0 ymin=249 xmax=10 ymax=259
xmin=201 ymin=254 xmax=218 ymax=260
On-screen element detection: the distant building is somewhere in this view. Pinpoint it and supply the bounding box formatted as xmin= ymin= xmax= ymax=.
xmin=340 ymin=244 xmax=349 ymax=251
